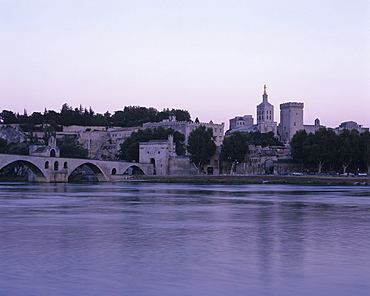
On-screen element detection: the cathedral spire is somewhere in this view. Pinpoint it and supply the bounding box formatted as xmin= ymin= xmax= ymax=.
xmin=262 ymin=85 xmax=268 ymax=102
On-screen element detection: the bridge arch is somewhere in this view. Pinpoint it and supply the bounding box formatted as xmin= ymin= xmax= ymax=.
xmin=68 ymin=162 xmax=109 ymax=182
xmin=123 ymin=165 xmax=145 ymax=175
xmin=264 ymin=159 xmax=275 ymax=174
xmin=0 ymin=160 xmax=48 ymax=182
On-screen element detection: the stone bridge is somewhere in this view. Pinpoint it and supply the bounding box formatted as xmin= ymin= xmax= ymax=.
xmin=0 ymin=154 xmax=153 ymax=182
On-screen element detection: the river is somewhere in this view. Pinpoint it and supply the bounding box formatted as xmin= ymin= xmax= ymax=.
xmin=1 ymin=182 xmax=370 ymax=296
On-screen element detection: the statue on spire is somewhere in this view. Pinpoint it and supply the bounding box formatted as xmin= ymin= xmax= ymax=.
xmin=264 ymin=84 xmax=267 ymax=94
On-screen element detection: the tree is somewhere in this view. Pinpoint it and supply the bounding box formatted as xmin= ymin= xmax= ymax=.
xmin=221 ymin=132 xmax=250 ymax=174
xmin=338 ymin=129 xmax=361 ymax=173
xmin=0 ymin=138 xmax=29 ymax=155
xmin=303 ymin=128 xmax=338 ymax=173
xmin=6 ymin=143 xmax=29 ymax=155
xmin=158 ymin=109 xmax=191 ymax=122
xmin=249 ymin=131 xmax=282 ymax=147
xmin=57 ymin=137 xmax=88 ymax=159
xmin=360 ymin=130 xmax=370 ymax=175
xmin=187 ymin=125 xmax=217 ymax=173
xmin=42 ymin=125 xmax=57 ymax=145
xmin=0 ymin=110 xmax=18 ymax=124
xmin=290 ymin=130 xmax=308 ymax=164
xmin=0 ymin=138 xmax=7 ymax=153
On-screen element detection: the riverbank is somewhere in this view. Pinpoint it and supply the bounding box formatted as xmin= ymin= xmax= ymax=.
xmin=133 ymin=174 xmax=370 ymax=186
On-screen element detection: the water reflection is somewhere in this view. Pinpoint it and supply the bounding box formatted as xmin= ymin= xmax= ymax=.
xmin=1 ymin=183 xmax=370 ymax=296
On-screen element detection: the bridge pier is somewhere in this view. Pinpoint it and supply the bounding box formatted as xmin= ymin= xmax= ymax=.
xmin=50 ymin=171 xmax=69 ymax=183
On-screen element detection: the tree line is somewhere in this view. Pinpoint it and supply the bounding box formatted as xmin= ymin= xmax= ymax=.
xmin=0 ymin=104 xmax=191 ymax=131
xmin=290 ymin=128 xmax=370 ymax=174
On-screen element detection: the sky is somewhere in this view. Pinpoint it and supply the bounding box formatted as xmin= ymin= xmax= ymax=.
xmin=1 ymin=0 xmax=369 ymax=129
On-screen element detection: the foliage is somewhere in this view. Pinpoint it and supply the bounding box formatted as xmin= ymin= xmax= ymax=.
xmin=0 ymin=139 xmax=29 ymax=155
xmin=187 ymin=126 xmax=217 ymax=173
xmin=338 ymin=129 xmax=361 ymax=173
xmin=221 ymin=131 xmax=249 ymax=161
xmin=0 ymin=110 xmax=18 ymax=124
xmin=118 ymin=128 xmax=185 ymax=162
xmin=57 ymin=137 xmax=88 ymax=159
xmin=0 ymin=138 xmax=7 ymax=153
xmin=0 ymin=105 xmax=192 ymax=130
xmin=112 ymin=106 xmax=191 ymax=127
xmin=6 ymin=143 xmax=29 ymax=155
xmin=42 ymin=125 xmax=57 ymax=145
xmin=290 ymin=128 xmax=369 ymax=174
xmin=302 ymin=128 xmax=338 ymax=173
xmin=290 ymin=130 xmax=308 ymax=163
xmin=360 ymin=131 xmax=370 ymax=174
xmin=221 ymin=132 xmax=250 ymax=174
xmin=248 ymin=131 xmax=283 ymax=147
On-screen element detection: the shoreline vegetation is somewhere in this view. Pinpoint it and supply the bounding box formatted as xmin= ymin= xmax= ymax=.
xmin=132 ymin=175 xmax=370 ymax=186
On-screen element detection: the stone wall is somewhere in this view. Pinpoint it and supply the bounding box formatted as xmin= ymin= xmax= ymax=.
xmin=0 ymin=124 xmax=25 ymax=144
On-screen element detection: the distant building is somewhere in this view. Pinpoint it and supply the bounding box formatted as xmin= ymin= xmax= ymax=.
xmin=229 ymin=115 xmax=255 ymax=131
xmin=334 ymin=121 xmax=369 ymax=134
xmin=226 ymin=85 xmax=277 ymax=135
xmin=277 ymin=102 xmax=324 ymax=143
xmin=139 ymin=135 xmax=176 ymax=176
xmin=304 ymin=118 xmax=324 ymax=134
xmin=277 ymin=104 xmax=369 ymax=143
xmin=278 ymin=102 xmax=304 ymax=143
xmin=222 ymin=145 xmax=300 ymax=175
xmin=143 ymin=116 xmax=225 ymax=147
xmin=29 ymin=136 xmax=60 ymax=157
xmin=139 ymin=135 xmax=198 ymax=175
xmin=256 ymin=85 xmax=278 ymax=134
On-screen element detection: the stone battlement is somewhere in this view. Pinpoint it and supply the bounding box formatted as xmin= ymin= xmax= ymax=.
xmin=280 ymin=102 xmax=304 ymax=108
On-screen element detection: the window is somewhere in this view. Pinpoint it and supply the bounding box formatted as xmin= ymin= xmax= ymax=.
xmin=45 ymin=161 xmax=49 ymax=169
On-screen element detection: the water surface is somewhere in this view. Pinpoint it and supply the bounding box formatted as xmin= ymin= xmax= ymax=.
xmin=1 ymin=182 xmax=370 ymax=296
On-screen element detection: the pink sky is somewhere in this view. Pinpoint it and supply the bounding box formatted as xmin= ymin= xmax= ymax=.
xmin=1 ymin=0 xmax=369 ymax=129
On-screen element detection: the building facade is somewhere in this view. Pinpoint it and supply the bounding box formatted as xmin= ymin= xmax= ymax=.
xmin=334 ymin=121 xmax=369 ymax=134
xmin=277 ymin=102 xmax=325 ymax=143
xmin=256 ymin=85 xmax=277 ymax=134
xmin=226 ymin=85 xmax=277 ymax=135
xmin=143 ymin=116 xmax=225 ymax=147
xmin=278 ymin=102 xmax=304 ymax=143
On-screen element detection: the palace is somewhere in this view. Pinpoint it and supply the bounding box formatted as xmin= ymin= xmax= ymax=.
xmin=227 ymin=85 xmax=368 ymax=144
